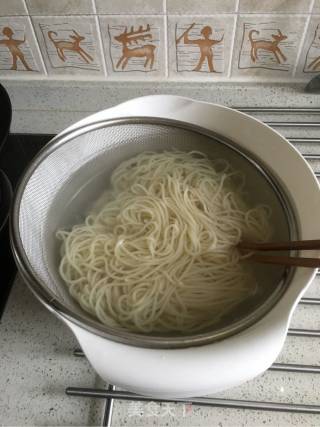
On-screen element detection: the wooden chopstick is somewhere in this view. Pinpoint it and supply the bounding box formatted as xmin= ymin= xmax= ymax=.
xmin=238 ymin=239 xmax=320 ymax=268
xmin=245 ymin=253 xmax=320 ymax=268
xmin=238 ymin=239 xmax=320 ymax=252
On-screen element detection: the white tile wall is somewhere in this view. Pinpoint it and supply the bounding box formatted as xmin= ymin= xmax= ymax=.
xmin=0 ymin=0 xmax=27 ymax=16
xmin=239 ymin=0 xmax=313 ymax=14
xmin=95 ymin=0 xmax=164 ymax=15
xmin=25 ymin=0 xmax=94 ymax=15
xmin=0 ymin=0 xmax=318 ymax=81
xmin=312 ymin=0 xmax=320 ymax=13
xmin=166 ymin=0 xmax=238 ymax=15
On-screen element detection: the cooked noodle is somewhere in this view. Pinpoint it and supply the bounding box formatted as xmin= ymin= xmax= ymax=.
xmin=57 ymin=151 xmax=272 ymax=334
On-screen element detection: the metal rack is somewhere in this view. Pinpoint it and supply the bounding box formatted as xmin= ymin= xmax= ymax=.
xmin=65 ymin=107 xmax=320 ymax=426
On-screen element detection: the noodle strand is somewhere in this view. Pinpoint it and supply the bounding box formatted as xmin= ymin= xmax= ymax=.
xmin=57 ymin=151 xmax=272 ymax=334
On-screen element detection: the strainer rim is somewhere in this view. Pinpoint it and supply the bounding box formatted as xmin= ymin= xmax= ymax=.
xmin=10 ymin=116 xmax=297 ymax=349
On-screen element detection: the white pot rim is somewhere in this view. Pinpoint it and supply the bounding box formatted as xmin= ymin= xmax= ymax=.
xmin=12 ymin=95 xmax=320 ymax=397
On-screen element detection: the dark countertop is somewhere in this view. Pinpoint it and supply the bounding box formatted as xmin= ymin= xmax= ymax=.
xmin=0 ymin=134 xmax=53 ymax=317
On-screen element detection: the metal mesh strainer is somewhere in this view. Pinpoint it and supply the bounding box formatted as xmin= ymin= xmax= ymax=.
xmin=11 ymin=117 xmax=296 ymax=348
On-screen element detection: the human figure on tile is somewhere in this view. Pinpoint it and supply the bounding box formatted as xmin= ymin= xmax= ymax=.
xmin=0 ymin=26 xmax=32 ymax=71
xmin=176 ymin=23 xmax=223 ymax=72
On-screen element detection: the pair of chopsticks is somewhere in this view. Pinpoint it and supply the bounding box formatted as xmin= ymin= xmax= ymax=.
xmin=238 ymin=239 xmax=320 ymax=268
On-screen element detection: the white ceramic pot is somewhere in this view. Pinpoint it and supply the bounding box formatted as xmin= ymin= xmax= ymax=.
xmin=13 ymin=95 xmax=320 ymax=398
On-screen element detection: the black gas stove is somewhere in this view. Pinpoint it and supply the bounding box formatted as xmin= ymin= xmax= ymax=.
xmin=0 ymin=133 xmax=53 ymax=317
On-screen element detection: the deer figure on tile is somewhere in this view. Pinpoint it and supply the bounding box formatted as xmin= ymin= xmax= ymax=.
xmin=114 ymin=24 xmax=156 ymax=70
xmin=48 ymin=29 xmax=93 ymax=64
xmin=248 ymin=29 xmax=287 ymax=64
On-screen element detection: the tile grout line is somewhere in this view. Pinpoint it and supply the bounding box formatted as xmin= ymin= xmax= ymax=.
xmin=164 ymin=0 xmax=169 ymax=78
xmin=227 ymin=0 xmax=240 ymax=78
xmin=91 ymin=0 xmax=108 ymax=77
xmin=91 ymin=0 xmax=98 ymax=15
xmin=310 ymin=0 xmax=316 ymax=13
xmin=21 ymin=0 xmax=48 ymax=76
xmin=235 ymin=0 xmax=240 ymax=14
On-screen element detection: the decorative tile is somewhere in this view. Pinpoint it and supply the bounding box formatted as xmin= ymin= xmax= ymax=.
xmin=32 ymin=16 xmax=104 ymax=75
xmin=167 ymin=0 xmax=238 ymax=14
xmin=0 ymin=0 xmax=27 ymax=16
xmin=239 ymin=0 xmax=313 ymax=14
xmin=95 ymin=0 xmax=164 ymax=15
xmin=0 ymin=17 xmax=45 ymax=75
xmin=232 ymin=15 xmax=307 ymax=78
xmin=99 ymin=16 xmax=165 ymax=78
xmin=26 ymin=0 xmax=94 ymax=15
xmin=168 ymin=15 xmax=236 ymax=78
xmin=295 ymin=15 xmax=320 ymax=78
